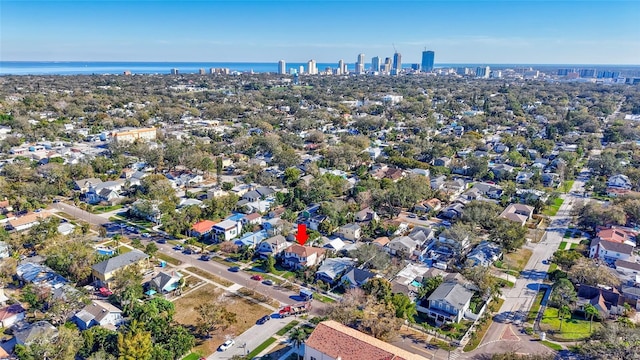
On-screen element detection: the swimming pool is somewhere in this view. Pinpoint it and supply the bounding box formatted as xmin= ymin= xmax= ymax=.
xmin=96 ymin=248 xmax=115 ymax=256
xmin=410 ymin=280 xmax=422 ymax=288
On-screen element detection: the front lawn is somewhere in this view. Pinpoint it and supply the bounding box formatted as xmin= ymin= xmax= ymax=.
xmin=90 ymin=204 xmax=123 ymax=214
xmin=463 ymin=298 xmax=504 ymax=351
xmin=245 ymin=337 xmax=276 ymax=359
xmin=156 ymin=252 xmax=182 ymax=266
xmin=543 ymin=198 xmax=564 ymax=216
xmin=527 ymin=289 xmax=546 ymax=323
xmin=540 ymin=307 xmax=600 ymax=341
xmin=502 ymin=248 xmax=533 ymax=273
xmin=186 ymin=266 xmax=234 ymax=287
xmin=559 ymin=241 xmax=568 ymax=250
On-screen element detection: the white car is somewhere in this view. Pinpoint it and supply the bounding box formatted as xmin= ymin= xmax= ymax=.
xmin=218 ymin=339 xmax=235 ymax=351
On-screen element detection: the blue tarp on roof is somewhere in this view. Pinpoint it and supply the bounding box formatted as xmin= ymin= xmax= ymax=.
xmin=17 ymin=263 xmax=68 ymax=288
xmin=234 ymin=230 xmax=268 ymax=247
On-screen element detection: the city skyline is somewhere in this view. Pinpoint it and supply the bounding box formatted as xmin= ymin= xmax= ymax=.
xmin=1 ymin=1 xmax=639 ymax=65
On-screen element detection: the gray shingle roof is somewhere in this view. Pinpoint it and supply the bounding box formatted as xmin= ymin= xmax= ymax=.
xmin=427 ymin=281 xmax=475 ymax=311
xmin=92 ymin=249 xmax=148 ymax=276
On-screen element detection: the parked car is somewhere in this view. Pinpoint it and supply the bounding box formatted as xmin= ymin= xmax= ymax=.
xmin=408 ymin=213 xmax=417 ymax=218
xmin=98 ymin=287 xmax=113 ymax=297
xmin=251 ymin=275 xmax=264 ymax=281
xmin=157 ymin=238 xmax=167 ymax=244
xmin=173 ymin=245 xmax=184 ymax=251
xmin=183 ymin=248 xmax=194 ymax=255
xmin=228 ymin=266 xmax=240 ymax=272
xmin=142 ymin=233 xmax=151 ymax=238
xmin=262 ymin=279 xmax=274 ymax=286
xmin=200 ymin=254 xmax=211 ymax=261
xmin=218 ymin=339 xmax=235 ymax=351
xmin=256 ymin=315 xmax=271 ymax=325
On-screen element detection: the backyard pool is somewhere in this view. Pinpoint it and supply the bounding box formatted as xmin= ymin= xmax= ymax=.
xmin=96 ymin=248 xmax=115 ymax=256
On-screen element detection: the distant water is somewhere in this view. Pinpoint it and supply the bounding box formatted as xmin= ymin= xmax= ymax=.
xmin=1 ymin=61 xmax=639 ymax=76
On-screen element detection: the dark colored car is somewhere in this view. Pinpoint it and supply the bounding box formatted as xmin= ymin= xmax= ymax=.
xmin=251 ymin=275 xmax=264 ymax=281
xmin=157 ymin=238 xmax=167 ymax=244
xmin=262 ymin=279 xmax=274 ymax=286
xmin=257 ymin=315 xmax=271 ymax=325
xmin=183 ymin=248 xmax=193 ymax=255
xmin=200 ymin=254 xmax=211 ymax=261
xmin=228 ymin=266 xmax=240 ymax=272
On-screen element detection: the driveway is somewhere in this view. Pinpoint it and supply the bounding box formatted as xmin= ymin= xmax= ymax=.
xmin=207 ymin=316 xmax=295 ymax=360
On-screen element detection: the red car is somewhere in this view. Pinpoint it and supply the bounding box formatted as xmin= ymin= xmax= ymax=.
xmin=98 ymin=287 xmax=113 ymax=296
xmin=250 ymin=275 xmax=264 ymax=281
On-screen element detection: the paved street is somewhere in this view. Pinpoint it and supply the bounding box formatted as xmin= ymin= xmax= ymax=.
xmin=208 ymin=316 xmax=295 ymax=360
xmin=471 ymin=173 xmax=590 ymax=356
xmin=51 ymin=201 xmax=109 ymax=225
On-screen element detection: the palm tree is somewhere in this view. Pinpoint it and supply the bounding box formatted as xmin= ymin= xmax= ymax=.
xmin=583 ymin=304 xmax=599 ymax=332
xmin=288 ymin=327 xmax=308 ymax=360
xmin=558 ymin=305 xmax=571 ymax=332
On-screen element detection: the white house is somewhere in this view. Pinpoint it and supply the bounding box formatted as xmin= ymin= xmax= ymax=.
xmin=256 ymin=235 xmax=290 ymax=257
xmin=213 ymin=219 xmax=243 ymax=242
xmin=338 ymin=223 xmax=361 ymax=241
xmin=0 ymin=304 xmax=26 ymax=328
xmin=590 ymin=238 xmax=635 ymax=263
xmin=73 ymin=300 xmax=124 ymax=330
xmin=607 ymin=174 xmax=633 ymax=190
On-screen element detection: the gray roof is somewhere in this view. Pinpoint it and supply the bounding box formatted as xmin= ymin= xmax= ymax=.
xmin=75 ymin=300 xmax=122 ymax=324
xmin=427 ymin=281 xmax=475 ymax=311
xmin=591 ymin=238 xmax=634 ymax=254
xmin=615 ymin=259 xmax=640 ymax=271
xmin=14 ymin=321 xmax=57 ymax=345
xmin=316 ymin=258 xmax=356 ymax=280
xmin=92 ymin=249 xmax=148 ymax=276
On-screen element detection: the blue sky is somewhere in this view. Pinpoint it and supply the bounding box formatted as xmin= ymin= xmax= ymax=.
xmin=1 ymin=0 xmax=639 ymax=64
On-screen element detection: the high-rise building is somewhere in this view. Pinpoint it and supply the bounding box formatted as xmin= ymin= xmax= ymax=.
xmin=170 ymin=68 xmax=179 ymax=75
xmin=278 ymin=60 xmax=286 ymax=75
xmin=421 ymin=50 xmax=435 ymax=72
xmin=338 ymin=59 xmax=345 ymax=75
xmin=392 ymin=52 xmax=402 ymax=75
xmin=307 ymin=60 xmax=317 ymax=75
xmin=371 ymin=56 xmax=380 ymax=72
xmin=475 ymin=66 xmax=490 ymax=78
xmin=383 ymin=57 xmax=392 ymax=73
xmin=198 ymin=68 xmax=206 ymax=75
xmin=356 ymin=53 xmax=365 ymax=74
xmin=579 ymin=69 xmax=596 ymax=78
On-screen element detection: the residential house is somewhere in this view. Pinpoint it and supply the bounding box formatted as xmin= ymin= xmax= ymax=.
xmin=243 ymin=213 xmax=263 ymax=226
xmin=86 ymin=187 xmax=122 ymax=205
xmin=234 ymin=230 xmax=268 ymax=248
xmin=607 ymin=174 xmax=633 ymax=190
xmin=341 ymin=268 xmax=376 ymax=289
xmin=74 ymin=178 xmax=103 ymax=192
xmin=576 ymin=284 xmax=624 ymax=319
xmin=597 ymin=228 xmax=636 ymax=247
xmin=439 ymin=203 xmax=464 ymax=220
xmin=420 ymin=281 xmax=475 ymax=324
xmin=212 ymin=219 xmax=243 ymax=242
xmin=8 ymin=211 xmax=52 ymax=232
xmin=282 ymin=244 xmax=326 ymax=269
xmin=491 ymin=164 xmax=515 ymax=179
xmin=372 ymin=237 xmax=390 ymax=249
xmin=387 ymin=236 xmax=422 ymax=258
xmin=466 ymin=241 xmax=503 ymax=266
xmin=438 ymin=228 xmax=471 ymax=250
xmin=150 ymin=271 xmax=184 ymax=294
xmin=316 ymin=258 xmax=356 ymax=284
xmin=414 ymin=198 xmax=442 ymax=214
xmin=355 ymin=207 xmax=379 ymax=223
xmin=73 ymin=300 xmax=124 ymax=330
xmin=338 ymin=223 xmax=361 ymax=241
xmin=442 ymin=179 xmax=467 ymax=198
xmin=433 ymin=157 xmax=452 ymax=167
xmin=57 ymin=222 xmax=76 ymax=236
xmin=309 ymin=214 xmax=329 ymax=232
xmin=472 ymin=182 xmax=503 ymax=200
xmin=542 ymin=173 xmax=560 ymax=188
xmin=0 ymin=304 xmax=25 ymax=328
xmin=207 ymin=187 xmax=228 ymax=199
xmin=130 ymin=200 xmax=161 ymax=223
xmin=516 ymin=171 xmax=534 ymax=184
xmin=430 ymin=175 xmax=447 ymax=190
xmin=191 ymin=220 xmax=218 ymax=239
xmin=499 ymin=204 xmax=535 ymax=226
xmin=614 ymin=259 xmax=640 ymax=277
xmin=14 ymin=321 xmax=57 ymax=346
xmin=304 ymin=320 xmax=426 ymax=360
xmin=257 ymin=235 xmax=290 ymax=257
xmin=91 ymin=249 xmax=149 ymax=286
xmin=391 ymin=263 xmax=430 ymax=297
xmin=589 ymin=238 xmax=635 ymax=263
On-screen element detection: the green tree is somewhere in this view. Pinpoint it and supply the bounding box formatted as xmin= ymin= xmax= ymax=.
xmin=288 ymin=327 xmax=308 ymax=360
xmin=265 ymin=255 xmax=276 ymax=273
xmin=196 ymin=302 xmax=238 ymax=337
xmin=144 ymin=242 xmax=158 ymax=257
xmin=584 ymin=303 xmax=599 ymax=332
xmin=118 ymin=321 xmax=152 ymax=360
xmin=391 ymin=293 xmax=417 ymax=322
xmin=362 ymin=278 xmax=393 ymax=303
xmin=550 ymin=278 xmax=576 ymax=310
xmin=558 ymin=304 xmax=571 ymax=332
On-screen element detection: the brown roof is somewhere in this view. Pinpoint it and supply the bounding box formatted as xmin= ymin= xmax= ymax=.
xmin=305 ymin=320 xmax=427 ymax=360
xmin=372 ymin=237 xmax=391 ymax=247
xmin=284 ymin=244 xmax=326 ymax=258
xmin=0 ymin=303 xmax=25 ymax=321
xmin=8 ymin=211 xmax=51 ymax=228
xmin=597 ymin=228 xmax=628 ymax=244
xmin=0 ymin=200 xmax=9 ymax=208
xmin=245 ymin=213 xmax=261 ymax=221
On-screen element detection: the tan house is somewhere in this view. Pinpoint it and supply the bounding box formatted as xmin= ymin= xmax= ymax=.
xmin=91 ymin=249 xmax=149 ymax=286
xmin=8 ymin=211 xmax=52 ymax=232
xmin=499 ymin=204 xmax=534 ymax=226
xmin=283 ymin=244 xmax=326 ymax=269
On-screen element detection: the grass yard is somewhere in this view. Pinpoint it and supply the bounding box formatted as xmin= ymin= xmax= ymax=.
xmin=181 ymin=353 xmax=202 ymax=360
xmin=173 ymin=284 xmax=271 ymax=357
xmin=540 ymin=307 xmax=600 ymax=341
xmin=502 ymin=248 xmax=533 ymax=273
xmin=543 ymin=198 xmax=564 ymax=216
xmin=463 ymin=298 xmax=504 ymax=352
xmin=245 ymin=337 xmax=276 ymax=359
xmin=156 ymin=252 xmax=182 ymax=266
xmin=186 ymin=266 xmax=234 ymax=287
xmin=117 ymin=246 xmax=132 ymax=254
xmin=527 ymin=289 xmax=546 ymax=323
xmin=563 ymin=180 xmax=575 ymax=193
xmin=541 ymin=340 xmax=563 ymax=351
xmin=276 ymin=321 xmax=299 ymax=336
xmin=90 ymin=204 xmax=123 ymax=213
xmin=559 ymin=241 xmax=568 ymax=250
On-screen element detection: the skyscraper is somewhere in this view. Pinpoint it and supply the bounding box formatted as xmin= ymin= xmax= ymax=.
xmin=384 ymin=57 xmax=392 ymax=73
xmin=356 ymin=53 xmax=365 ymax=74
xmin=421 ymin=50 xmax=435 ymax=72
xmin=338 ymin=59 xmax=345 ymax=75
xmin=307 ymin=60 xmax=317 ymax=75
xmin=371 ymin=56 xmax=380 ymax=72
xmin=475 ymin=66 xmax=490 ymax=78
xmin=392 ymin=52 xmax=402 ymax=75
xmin=278 ymin=60 xmax=286 ymax=75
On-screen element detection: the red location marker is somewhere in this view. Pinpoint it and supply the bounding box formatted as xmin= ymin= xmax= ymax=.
xmin=296 ymin=224 xmax=308 ymax=245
